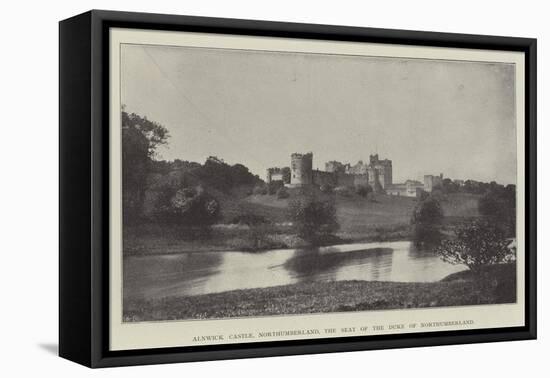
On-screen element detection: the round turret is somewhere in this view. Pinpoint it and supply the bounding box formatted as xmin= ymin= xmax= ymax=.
xmin=290 ymin=153 xmax=313 ymax=186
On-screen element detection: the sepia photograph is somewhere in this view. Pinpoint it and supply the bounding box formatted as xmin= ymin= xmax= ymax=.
xmin=118 ymin=41 xmax=519 ymax=324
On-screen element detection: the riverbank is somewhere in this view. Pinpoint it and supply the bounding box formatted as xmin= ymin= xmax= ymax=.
xmin=123 ymin=192 xmax=480 ymax=255
xmin=123 ymin=222 xmax=412 ymax=255
xmin=123 ymin=263 xmax=515 ymax=322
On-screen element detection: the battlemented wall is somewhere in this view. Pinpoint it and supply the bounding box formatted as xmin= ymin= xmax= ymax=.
xmin=267 ymin=152 xmax=394 ymax=192
xmin=266 ymin=152 xmax=447 ymax=199
xmin=312 ymin=170 xmax=337 ymax=187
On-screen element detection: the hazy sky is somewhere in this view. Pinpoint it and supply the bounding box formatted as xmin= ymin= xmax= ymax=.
xmin=121 ymin=44 xmax=517 ymax=185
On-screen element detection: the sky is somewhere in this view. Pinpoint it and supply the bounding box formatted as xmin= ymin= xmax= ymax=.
xmin=121 ymin=44 xmax=517 ymax=185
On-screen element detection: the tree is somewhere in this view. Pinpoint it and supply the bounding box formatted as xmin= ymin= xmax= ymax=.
xmin=122 ymin=109 xmax=170 ymax=158
xmin=199 ymin=156 xmax=234 ymax=192
xmin=252 ymin=184 xmax=268 ymax=195
xmin=276 ymin=186 xmax=290 ymax=199
xmin=268 ymin=181 xmax=283 ymax=195
xmin=230 ymin=163 xmax=259 ymax=186
xmin=320 ymin=184 xmax=334 ymax=194
xmin=356 ymin=184 xmax=373 ymax=198
xmin=436 ymin=219 xmax=513 ymax=272
xmin=152 ymin=185 xmax=220 ymax=227
xmin=122 ymin=108 xmax=170 ymax=223
xmin=194 ymin=156 xmax=262 ymax=193
xmin=411 ymin=196 xmax=443 ymax=227
xmin=334 ymin=186 xmax=352 ymax=197
xmin=478 ymin=186 xmax=516 ymax=236
xmin=122 ymin=121 xmax=149 ymax=222
xmin=441 ymin=178 xmax=459 ymax=193
xmin=411 ymin=196 xmax=444 ymax=246
xmin=288 ymin=196 xmax=339 ymax=245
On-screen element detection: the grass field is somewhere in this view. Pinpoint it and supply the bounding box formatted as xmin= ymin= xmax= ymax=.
xmin=124 ymin=191 xmax=481 ymax=255
xmin=244 ymin=190 xmax=479 ymax=226
xmin=123 ymin=263 xmax=515 ymax=321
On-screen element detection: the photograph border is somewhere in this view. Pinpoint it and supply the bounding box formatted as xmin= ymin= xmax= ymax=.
xmin=59 ymin=9 xmax=536 ymax=368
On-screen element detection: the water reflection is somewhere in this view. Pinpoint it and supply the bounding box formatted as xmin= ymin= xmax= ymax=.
xmin=123 ymin=241 xmax=467 ymax=301
xmin=283 ymin=247 xmax=394 ymax=283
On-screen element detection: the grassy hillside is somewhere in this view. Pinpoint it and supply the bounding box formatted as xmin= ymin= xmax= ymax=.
xmin=125 ymin=188 xmax=481 ymax=255
xmin=244 ymin=191 xmax=480 ymax=228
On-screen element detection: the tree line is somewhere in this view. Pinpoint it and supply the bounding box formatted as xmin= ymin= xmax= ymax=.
xmin=122 ymin=109 xmax=263 ymax=227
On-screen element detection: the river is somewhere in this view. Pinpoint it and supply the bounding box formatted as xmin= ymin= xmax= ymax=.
xmin=123 ymin=240 xmax=468 ymax=301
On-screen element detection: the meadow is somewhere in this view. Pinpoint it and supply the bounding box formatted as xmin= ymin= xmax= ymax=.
xmin=124 ymin=191 xmax=481 ymax=255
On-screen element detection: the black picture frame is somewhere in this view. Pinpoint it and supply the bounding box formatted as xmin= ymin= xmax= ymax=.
xmin=59 ymin=9 xmax=537 ymax=368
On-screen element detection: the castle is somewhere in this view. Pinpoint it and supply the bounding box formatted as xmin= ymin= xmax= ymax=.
xmin=266 ymin=152 xmax=393 ymax=192
xmin=266 ymin=152 xmax=444 ymax=197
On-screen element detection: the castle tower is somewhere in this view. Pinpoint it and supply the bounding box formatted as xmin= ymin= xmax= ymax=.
xmin=380 ymin=159 xmax=392 ymax=188
xmin=290 ymin=152 xmax=313 ymax=186
xmin=369 ymin=154 xmax=379 ymax=165
xmin=367 ymin=166 xmax=379 ymax=190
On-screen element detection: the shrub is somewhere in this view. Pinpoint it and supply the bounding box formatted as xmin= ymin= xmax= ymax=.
xmin=417 ymin=190 xmax=430 ymax=201
xmin=355 ymin=184 xmax=373 ymax=198
xmin=430 ymin=189 xmax=445 ymax=202
xmin=478 ymin=187 xmax=516 ymax=236
xmin=288 ymin=196 xmax=339 ymax=245
xmin=411 ymin=196 xmax=444 ymax=247
xmin=152 ymin=185 xmax=220 ymax=226
xmin=320 ymin=184 xmax=334 ymax=194
xmin=436 ymin=219 xmax=514 ymax=272
xmin=334 ymin=186 xmax=352 ymax=197
xmin=246 ymin=223 xmax=273 ymax=251
xmin=276 ymin=186 xmax=290 ymax=199
xmin=252 ymin=184 xmax=268 ymax=195
xmin=230 ymin=213 xmax=269 ymax=226
xmin=267 ymin=181 xmax=283 ymax=195
xmin=411 ymin=196 xmax=443 ymax=226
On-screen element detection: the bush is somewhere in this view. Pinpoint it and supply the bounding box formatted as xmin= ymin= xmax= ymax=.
xmin=355 ymin=184 xmax=373 ymax=198
xmin=436 ymin=219 xmax=514 ymax=272
xmin=334 ymin=186 xmax=352 ymax=197
xmin=430 ymin=189 xmax=445 ymax=202
xmin=417 ymin=190 xmax=430 ymax=201
xmin=320 ymin=184 xmax=334 ymax=194
xmin=267 ymin=181 xmax=283 ymax=195
xmin=246 ymin=223 xmax=273 ymax=251
xmin=288 ymin=196 xmax=339 ymax=245
xmin=152 ymin=185 xmax=220 ymax=226
xmin=252 ymin=184 xmax=268 ymax=195
xmin=411 ymin=196 xmax=443 ymax=226
xmin=276 ymin=186 xmax=290 ymax=199
xmin=230 ymin=213 xmax=269 ymax=226
xmin=411 ymin=196 xmax=444 ymax=247
xmin=479 ymin=187 xmax=516 ymax=236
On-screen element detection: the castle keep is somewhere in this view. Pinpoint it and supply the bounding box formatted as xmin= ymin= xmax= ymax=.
xmin=266 ymin=152 xmax=393 ymax=192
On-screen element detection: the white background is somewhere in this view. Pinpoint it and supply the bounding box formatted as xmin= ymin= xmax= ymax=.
xmin=0 ymin=0 xmax=546 ymax=376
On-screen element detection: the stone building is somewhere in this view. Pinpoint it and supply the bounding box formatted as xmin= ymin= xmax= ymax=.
xmin=265 ymin=167 xmax=290 ymax=184
xmin=424 ymin=173 xmax=444 ymax=192
xmin=325 ymin=161 xmax=348 ymax=174
xmin=266 ymin=152 xmax=392 ymax=192
xmin=266 ymin=152 xmax=446 ymax=198
xmin=366 ymin=154 xmax=393 ymax=189
xmin=386 ymin=180 xmax=424 ymax=198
